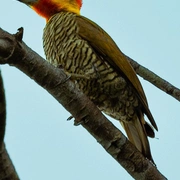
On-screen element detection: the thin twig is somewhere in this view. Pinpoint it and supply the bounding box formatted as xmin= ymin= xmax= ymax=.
xmin=126 ymin=56 xmax=180 ymax=101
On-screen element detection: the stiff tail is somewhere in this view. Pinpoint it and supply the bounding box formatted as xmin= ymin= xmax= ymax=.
xmin=121 ymin=112 xmax=154 ymax=163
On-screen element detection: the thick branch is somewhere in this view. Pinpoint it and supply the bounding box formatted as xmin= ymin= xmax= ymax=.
xmin=0 ymin=143 xmax=19 ymax=180
xmin=0 ymin=70 xmax=6 ymax=145
xmin=0 ymin=69 xmax=19 ymax=179
xmin=0 ymin=28 xmax=167 ymax=179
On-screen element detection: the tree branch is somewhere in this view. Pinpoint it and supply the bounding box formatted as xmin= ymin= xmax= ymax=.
xmin=0 ymin=70 xmax=6 ymax=146
xmin=0 ymin=27 xmax=167 ymax=179
xmin=0 ymin=69 xmax=19 ymax=179
xmin=127 ymin=56 xmax=180 ymax=101
xmin=0 ymin=143 xmax=19 ymax=180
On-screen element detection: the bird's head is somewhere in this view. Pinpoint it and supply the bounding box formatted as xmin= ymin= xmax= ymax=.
xmin=17 ymin=0 xmax=82 ymax=20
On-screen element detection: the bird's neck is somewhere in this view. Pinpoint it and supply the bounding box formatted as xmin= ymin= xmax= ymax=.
xmin=31 ymin=0 xmax=82 ymax=21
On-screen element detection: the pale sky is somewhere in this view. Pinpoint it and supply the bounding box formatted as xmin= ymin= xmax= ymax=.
xmin=0 ymin=0 xmax=180 ymax=179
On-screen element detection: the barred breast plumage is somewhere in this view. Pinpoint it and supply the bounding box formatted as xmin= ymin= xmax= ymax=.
xmin=43 ymin=12 xmax=156 ymax=163
xmin=44 ymin=12 xmax=138 ymax=120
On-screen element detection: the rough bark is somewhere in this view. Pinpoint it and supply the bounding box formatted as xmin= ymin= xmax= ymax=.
xmin=0 ymin=70 xmax=6 ymax=146
xmin=0 ymin=27 xmax=169 ymax=179
xmin=0 ymin=69 xmax=19 ymax=179
xmin=0 ymin=143 xmax=19 ymax=180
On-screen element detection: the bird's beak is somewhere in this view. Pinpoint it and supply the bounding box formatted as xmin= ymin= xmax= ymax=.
xmin=16 ymin=0 xmax=38 ymax=5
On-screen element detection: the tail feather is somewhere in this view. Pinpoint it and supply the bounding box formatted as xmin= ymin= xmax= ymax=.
xmin=120 ymin=113 xmax=154 ymax=163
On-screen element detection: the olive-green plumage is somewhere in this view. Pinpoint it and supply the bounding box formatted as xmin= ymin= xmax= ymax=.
xmin=43 ymin=12 xmax=157 ymax=163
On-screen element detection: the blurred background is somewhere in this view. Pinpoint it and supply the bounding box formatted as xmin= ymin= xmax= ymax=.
xmin=0 ymin=0 xmax=180 ymax=179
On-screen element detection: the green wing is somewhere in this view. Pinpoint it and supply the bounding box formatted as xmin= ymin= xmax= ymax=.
xmin=76 ymin=15 xmax=158 ymax=131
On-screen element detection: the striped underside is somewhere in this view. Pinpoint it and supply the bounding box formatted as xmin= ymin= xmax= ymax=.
xmin=43 ymin=12 xmax=154 ymax=162
xmin=43 ymin=12 xmax=139 ymax=121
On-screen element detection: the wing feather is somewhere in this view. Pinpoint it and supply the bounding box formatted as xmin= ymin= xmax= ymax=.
xmin=76 ymin=15 xmax=158 ymax=130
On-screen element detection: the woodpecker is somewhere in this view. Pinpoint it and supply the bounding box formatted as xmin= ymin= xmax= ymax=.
xmin=17 ymin=0 xmax=158 ymax=163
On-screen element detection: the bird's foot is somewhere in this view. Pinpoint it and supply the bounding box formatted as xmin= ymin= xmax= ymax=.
xmin=67 ymin=115 xmax=89 ymax=126
xmin=67 ymin=116 xmax=84 ymax=126
xmin=74 ymin=118 xmax=83 ymax=126
xmin=67 ymin=116 xmax=74 ymax=121
xmin=74 ymin=115 xmax=90 ymax=126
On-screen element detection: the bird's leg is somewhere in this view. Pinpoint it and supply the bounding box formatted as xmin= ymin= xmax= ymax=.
xmin=74 ymin=115 xmax=90 ymax=126
xmin=67 ymin=115 xmax=86 ymax=126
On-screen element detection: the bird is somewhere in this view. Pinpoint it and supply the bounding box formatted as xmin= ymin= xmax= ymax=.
xmin=17 ymin=0 xmax=158 ymax=163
